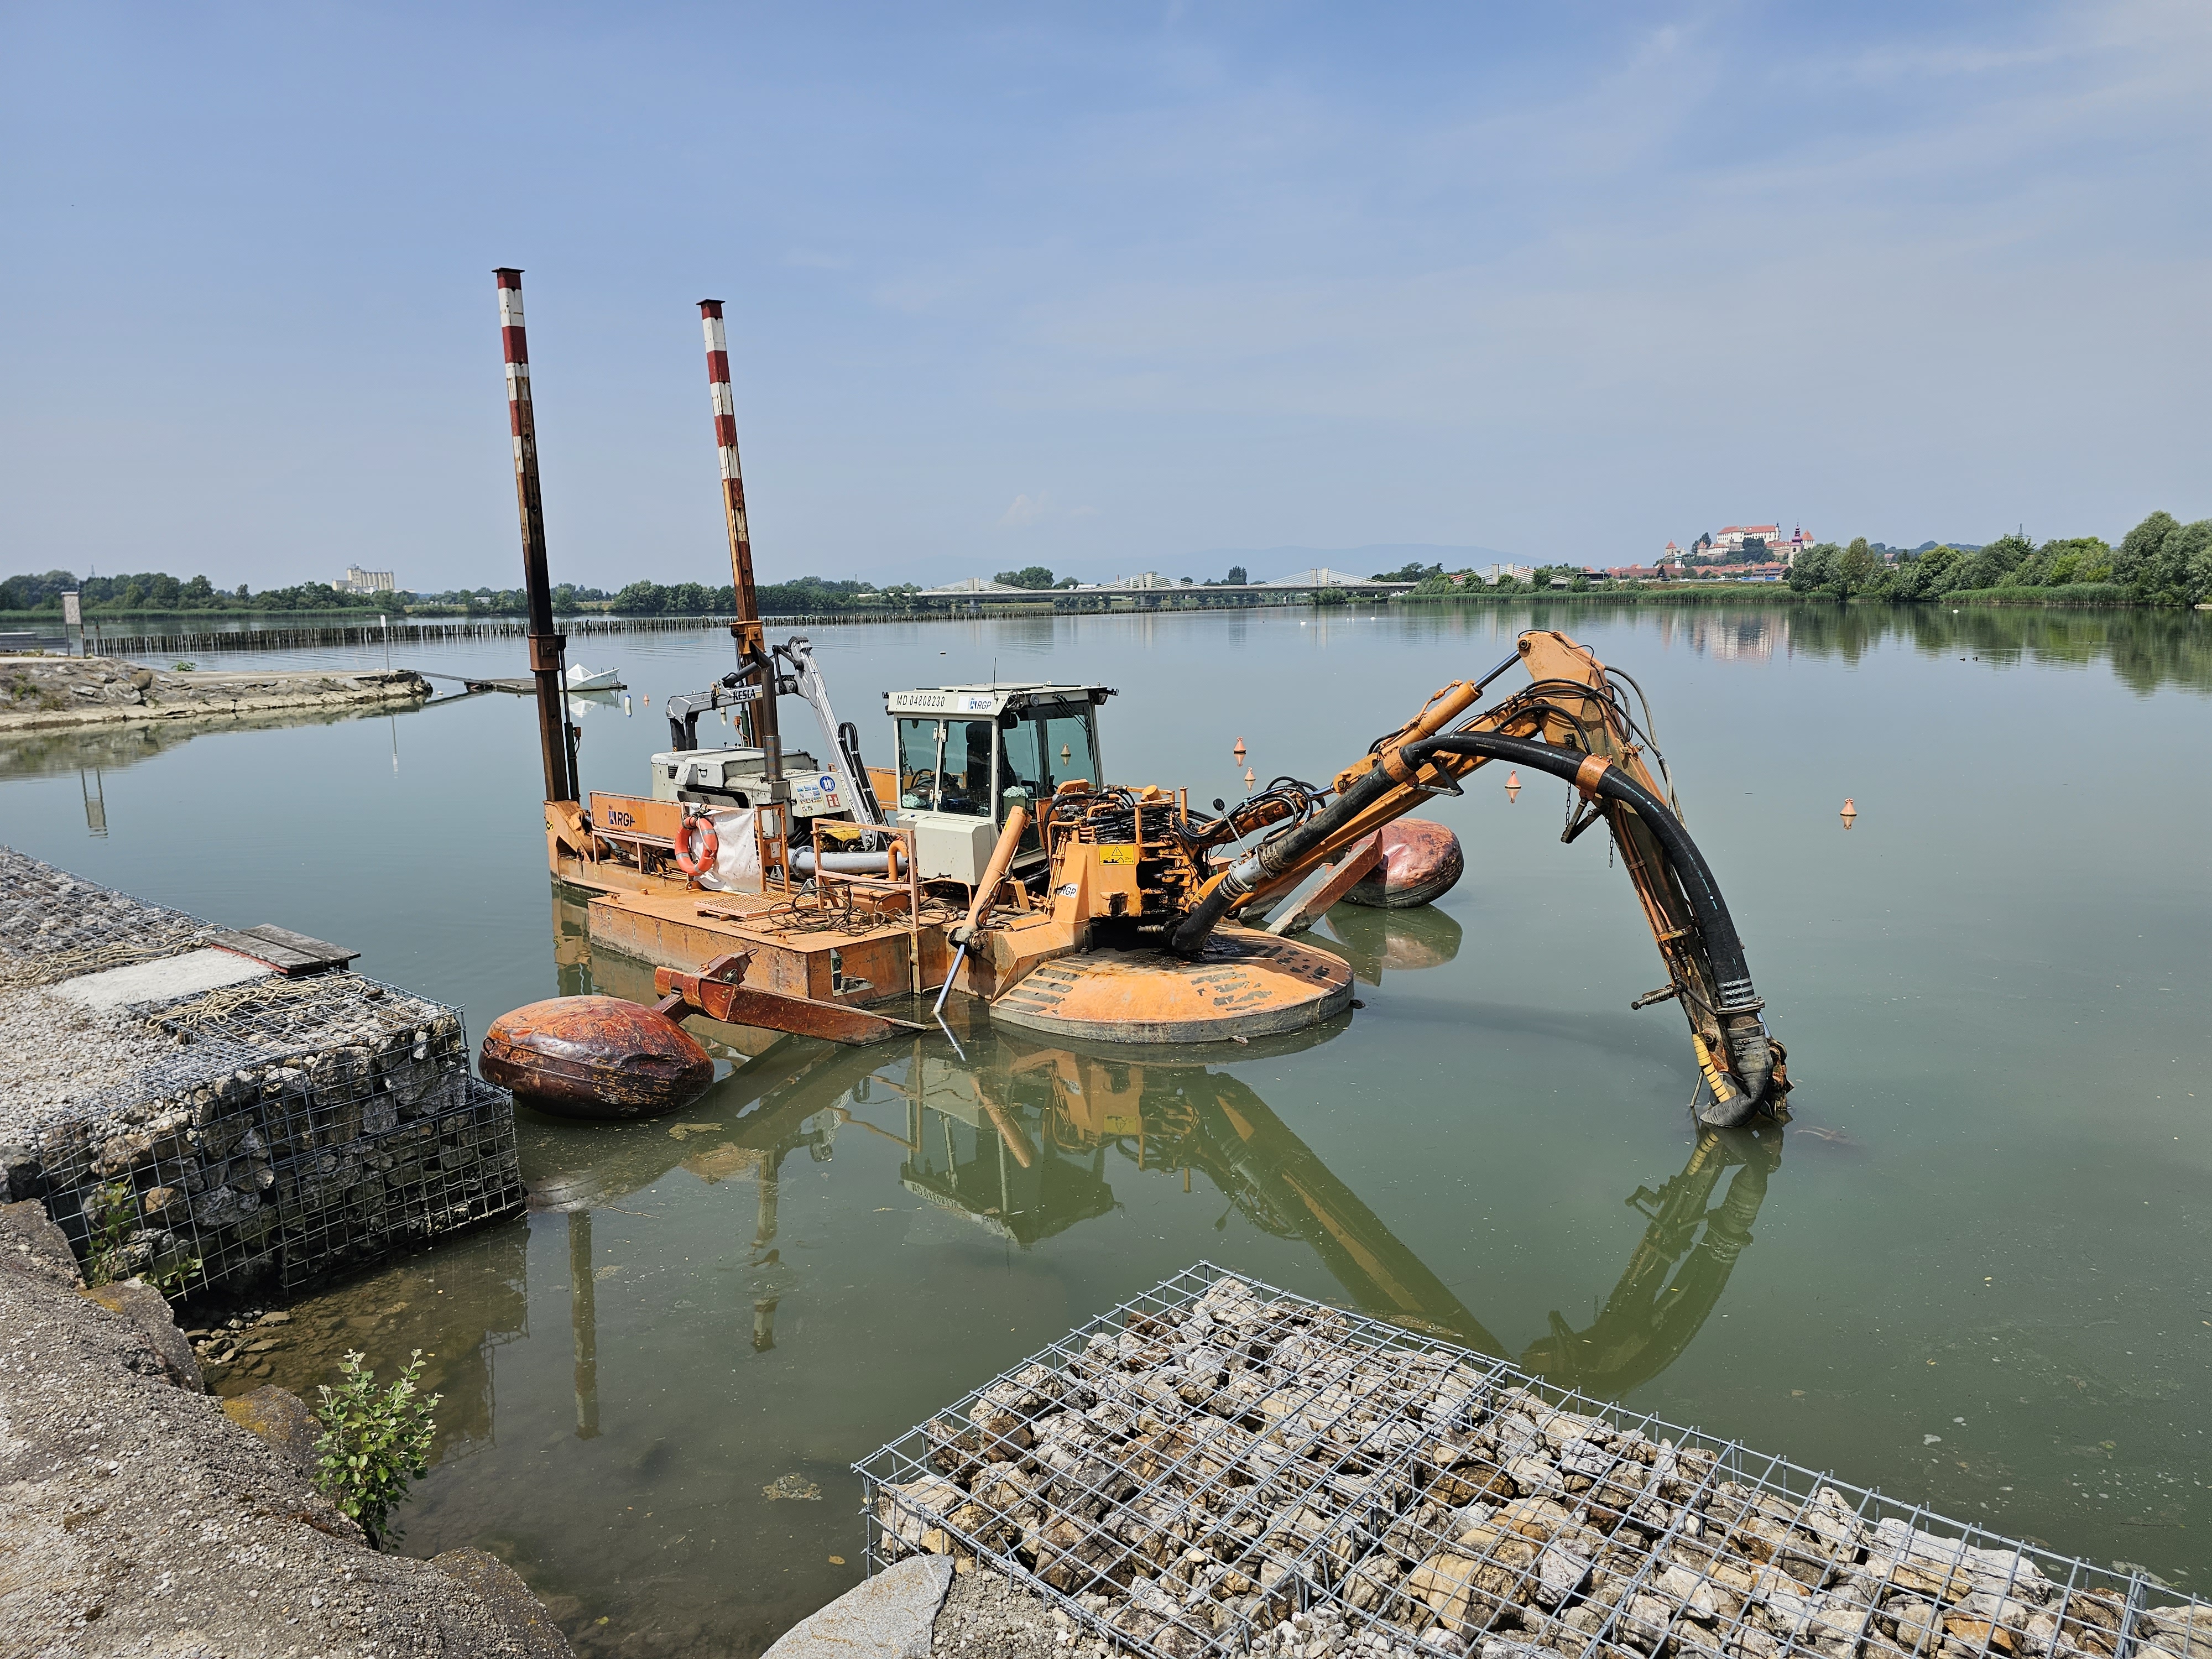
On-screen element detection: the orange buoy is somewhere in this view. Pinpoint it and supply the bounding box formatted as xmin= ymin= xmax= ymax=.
xmin=1505 ymin=769 xmax=1522 ymax=803
xmin=1243 ymin=766 xmax=1257 ymax=788
xmin=480 ymin=996 xmax=713 ymax=1120
xmin=1840 ymin=797 xmax=1858 ymax=827
xmin=1233 ymin=738 xmax=1247 ymax=761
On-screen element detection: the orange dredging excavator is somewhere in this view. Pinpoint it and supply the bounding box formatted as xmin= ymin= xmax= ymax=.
xmin=481 ymin=274 xmax=1783 ymax=1127
xmin=941 ymin=626 xmax=1789 ymax=1129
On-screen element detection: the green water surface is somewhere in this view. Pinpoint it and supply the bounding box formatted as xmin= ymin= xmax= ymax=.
xmin=3 ymin=603 xmax=2208 ymax=1656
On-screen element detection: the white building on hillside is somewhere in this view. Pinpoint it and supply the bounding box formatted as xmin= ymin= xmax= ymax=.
xmin=1705 ymin=525 xmax=1815 ymax=562
xmin=1712 ymin=525 xmax=1780 ymax=555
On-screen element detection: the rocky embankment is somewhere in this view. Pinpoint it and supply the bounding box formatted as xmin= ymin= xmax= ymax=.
xmin=0 ymin=1199 xmax=570 ymax=1657
xmin=0 ymin=655 xmax=427 ymax=732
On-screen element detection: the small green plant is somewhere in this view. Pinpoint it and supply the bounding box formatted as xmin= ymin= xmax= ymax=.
xmin=81 ymin=1181 xmax=138 ymax=1288
xmin=312 ymin=1349 xmax=441 ymax=1548
xmin=171 ymin=660 xmax=195 ymax=671
xmin=148 ymin=1253 xmax=202 ymax=1297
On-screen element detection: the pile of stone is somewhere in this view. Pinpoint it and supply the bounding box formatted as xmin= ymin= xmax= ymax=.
xmin=863 ymin=1269 xmax=2210 ymax=1659
xmin=0 ymin=984 xmax=183 ymax=1129
xmin=0 ymin=654 xmax=429 ymax=732
xmin=0 ymin=850 xmax=524 ymax=1295
xmin=183 ymin=1305 xmax=294 ymax=1381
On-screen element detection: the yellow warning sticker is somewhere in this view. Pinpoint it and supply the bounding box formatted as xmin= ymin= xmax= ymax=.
xmin=1097 ymin=844 xmax=1136 ymax=865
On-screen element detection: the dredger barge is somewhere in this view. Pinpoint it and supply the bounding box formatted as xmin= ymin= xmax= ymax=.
xmin=481 ymin=269 xmax=1786 ymax=1128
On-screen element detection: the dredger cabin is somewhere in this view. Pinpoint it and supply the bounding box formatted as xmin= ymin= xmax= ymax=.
xmin=878 ymin=682 xmax=1116 ymax=884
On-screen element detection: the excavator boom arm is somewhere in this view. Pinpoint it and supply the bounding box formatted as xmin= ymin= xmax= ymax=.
xmin=1168 ymin=629 xmax=1785 ymax=1124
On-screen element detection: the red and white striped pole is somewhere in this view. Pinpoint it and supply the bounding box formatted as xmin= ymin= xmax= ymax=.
xmin=698 ymin=299 xmax=780 ymax=776
xmin=495 ymin=268 xmax=577 ymax=804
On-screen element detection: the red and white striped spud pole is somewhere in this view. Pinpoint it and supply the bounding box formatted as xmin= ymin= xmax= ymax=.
xmin=698 ymin=299 xmax=780 ymax=775
xmin=495 ymin=268 xmax=576 ymax=804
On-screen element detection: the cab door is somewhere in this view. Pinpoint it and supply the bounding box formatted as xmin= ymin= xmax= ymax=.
xmin=1036 ymin=705 xmax=1099 ymax=793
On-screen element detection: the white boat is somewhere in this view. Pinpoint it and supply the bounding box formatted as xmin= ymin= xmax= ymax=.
xmin=561 ymin=664 xmax=621 ymax=691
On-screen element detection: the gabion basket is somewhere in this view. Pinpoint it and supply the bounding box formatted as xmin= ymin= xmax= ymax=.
xmin=32 ymin=971 xmax=525 ymax=1295
xmin=855 ymin=1262 xmax=2207 ymax=1659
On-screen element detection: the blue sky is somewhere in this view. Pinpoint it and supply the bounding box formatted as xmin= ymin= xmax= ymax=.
xmin=2 ymin=2 xmax=2205 ymax=591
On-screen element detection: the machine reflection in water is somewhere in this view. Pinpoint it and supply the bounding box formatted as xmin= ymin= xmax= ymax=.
xmin=881 ymin=1022 xmax=1781 ymax=1395
xmin=533 ymin=883 xmax=1783 ymax=1436
xmin=1519 ymin=1124 xmax=1779 ymax=1394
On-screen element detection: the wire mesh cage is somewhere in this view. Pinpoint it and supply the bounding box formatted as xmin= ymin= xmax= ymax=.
xmin=854 ymin=1262 xmax=2207 ymax=1659
xmin=32 ymin=971 xmax=524 ymax=1296
xmin=0 ymin=846 xmax=215 ymax=988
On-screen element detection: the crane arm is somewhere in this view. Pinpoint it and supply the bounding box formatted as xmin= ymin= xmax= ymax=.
xmin=775 ymin=635 xmax=883 ymax=828
xmin=1167 ymin=629 xmax=1786 ymax=1124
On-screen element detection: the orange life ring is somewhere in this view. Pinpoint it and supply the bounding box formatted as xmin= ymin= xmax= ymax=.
xmin=673 ymin=813 xmax=718 ymax=878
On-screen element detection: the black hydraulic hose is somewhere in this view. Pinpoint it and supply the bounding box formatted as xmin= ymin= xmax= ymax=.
xmin=1422 ymin=733 xmax=1752 ymax=1002
xmin=1168 ymin=728 xmax=1772 ymax=1103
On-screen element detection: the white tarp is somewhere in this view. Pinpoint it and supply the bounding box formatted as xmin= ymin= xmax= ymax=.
xmin=694 ymin=806 xmax=763 ymax=894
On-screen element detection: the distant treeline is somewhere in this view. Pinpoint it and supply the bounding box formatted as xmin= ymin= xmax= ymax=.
xmin=0 ymin=567 xmax=923 ymax=620
xmin=602 ymin=577 xmax=920 ymax=615
xmin=1787 ymin=512 xmax=2211 ymax=606
xmin=0 ymin=570 xmax=418 ymax=615
xmin=1404 ymin=512 xmax=2211 ymax=608
xmin=0 ymin=569 xmax=627 ymax=618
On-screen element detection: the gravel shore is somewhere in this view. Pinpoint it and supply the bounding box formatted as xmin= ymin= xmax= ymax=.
xmin=0 ymin=1198 xmax=571 ymax=1656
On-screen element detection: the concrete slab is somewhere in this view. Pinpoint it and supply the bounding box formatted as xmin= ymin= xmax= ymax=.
xmin=763 ymin=1557 xmax=954 ymax=1659
xmin=51 ymin=947 xmax=273 ymax=1013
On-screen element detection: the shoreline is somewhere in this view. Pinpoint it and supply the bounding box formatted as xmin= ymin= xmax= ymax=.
xmin=7 ymin=589 xmax=2197 ymax=648
xmin=0 ymin=1198 xmax=570 ymax=1656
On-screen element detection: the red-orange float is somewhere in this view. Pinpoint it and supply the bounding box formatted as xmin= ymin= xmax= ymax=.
xmin=1342 ymin=816 xmax=1465 ymax=910
xmin=479 ymin=995 xmax=713 ymax=1120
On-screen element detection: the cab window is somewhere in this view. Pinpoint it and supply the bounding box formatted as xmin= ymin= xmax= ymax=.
xmin=999 ymin=715 xmax=1044 ymax=805
xmin=896 ymin=719 xmax=942 ymax=810
xmin=936 ymin=719 xmax=998 ymax=817
xmin=999 ymin=714 xmax=1045 ymax=850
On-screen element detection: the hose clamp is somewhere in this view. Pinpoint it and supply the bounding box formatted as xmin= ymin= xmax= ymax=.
xmin=1716 ymin=978 xmax=1763 ymax=1014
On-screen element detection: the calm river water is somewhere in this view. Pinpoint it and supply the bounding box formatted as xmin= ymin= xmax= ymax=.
xmin=4 ymin=603 xmax=2209 ymax=1656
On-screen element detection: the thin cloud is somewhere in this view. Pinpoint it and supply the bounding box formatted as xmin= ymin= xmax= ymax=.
xmin=998 ymin=492 xmax=1051 ymax=529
